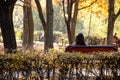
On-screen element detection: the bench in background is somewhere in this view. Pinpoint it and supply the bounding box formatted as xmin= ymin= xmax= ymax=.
xmin=65 ymin=45 xmax=118 ymax=53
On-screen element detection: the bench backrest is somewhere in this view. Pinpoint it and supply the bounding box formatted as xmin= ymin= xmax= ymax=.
xmin=65 ymin=45 xmax=118 ymax=53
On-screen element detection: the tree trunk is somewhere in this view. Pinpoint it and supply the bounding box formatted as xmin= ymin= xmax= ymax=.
xmin=64 ymin=0 xmax=97 ymax=44
xmin=23 ymin=0 xmax=34 ymax=50
xmin=66 ymin=24 xmax=72 ymax=44
xmin=70 ymin=0 xmax=79 ymax=43
xmin=45 ymin=0 xmax=53 ymax=51
xmin=0 ymin=1 xmax=17 ymax=53
xmin=62 ymin=0 xmax=73 ymax=44
xmin=107 ymin=0 xmax=120 ymax=45
xmin=107 ymin=0 xmax=115 ymax=45
xmin=35 ymin=0 xmax=54 ymax=51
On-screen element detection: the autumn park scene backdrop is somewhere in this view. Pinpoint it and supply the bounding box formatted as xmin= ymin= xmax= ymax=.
xmin=0 ymin=0 xmax=120 ymax=80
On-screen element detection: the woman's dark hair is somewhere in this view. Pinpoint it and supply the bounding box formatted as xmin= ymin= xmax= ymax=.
xmin=75 ymin=33 xmax=86 ymax=45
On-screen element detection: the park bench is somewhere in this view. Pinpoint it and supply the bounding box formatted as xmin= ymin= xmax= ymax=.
xmin=65 ymin=45 xmax=118 ymax=53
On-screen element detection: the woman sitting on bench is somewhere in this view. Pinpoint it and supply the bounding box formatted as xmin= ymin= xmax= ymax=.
xmin=65 ymin=33 xmax=118 ymax=53
xmin=74 ymin=33 xmax=86 ymax=45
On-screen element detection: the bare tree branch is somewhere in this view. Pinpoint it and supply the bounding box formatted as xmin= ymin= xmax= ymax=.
xmin=115 ymin=9 xmax=120 ymax=19
xmin=78 ymin=0 xmax=97 ymax=11
xmin=35 ymin=0 xmax=46 ymax=31
xmin=62 ymin=0 xmax=67 ymax=24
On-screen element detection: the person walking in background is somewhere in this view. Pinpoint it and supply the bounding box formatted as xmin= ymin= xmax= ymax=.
xmin=113 ymin=33 xmax=119 ymax=46
xmin=74 ymin=33 xmax=86 ymax=45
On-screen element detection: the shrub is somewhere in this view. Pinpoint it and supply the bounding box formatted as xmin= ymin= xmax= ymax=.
xmin=0 ymin=51 xmax=120 ymax=80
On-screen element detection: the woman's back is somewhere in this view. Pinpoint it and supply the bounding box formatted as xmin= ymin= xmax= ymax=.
xmin=75 ymin=33 xmax=86 ymax=45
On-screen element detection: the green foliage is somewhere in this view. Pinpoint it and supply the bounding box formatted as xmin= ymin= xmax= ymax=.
xmin=53 ymin=5 xmax=67 ymax=33
xmin=53 ymin=31 xmax=62 ymax=37
xmin=32 ymin=10 xmax=44 ymax=31
xmin=53 ymin=31 xmax=62 ymax=41
xmin=16 ymin=30 xmax=22 ymax=40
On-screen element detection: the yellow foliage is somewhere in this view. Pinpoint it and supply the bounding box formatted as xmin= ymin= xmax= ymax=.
xmin=77 ymin=0 xmax=109 ymax=18
xmin=31 ymin=0 xmax=37 ymax=11
xmin=53 ymin=0 xmax=61 ymax=5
